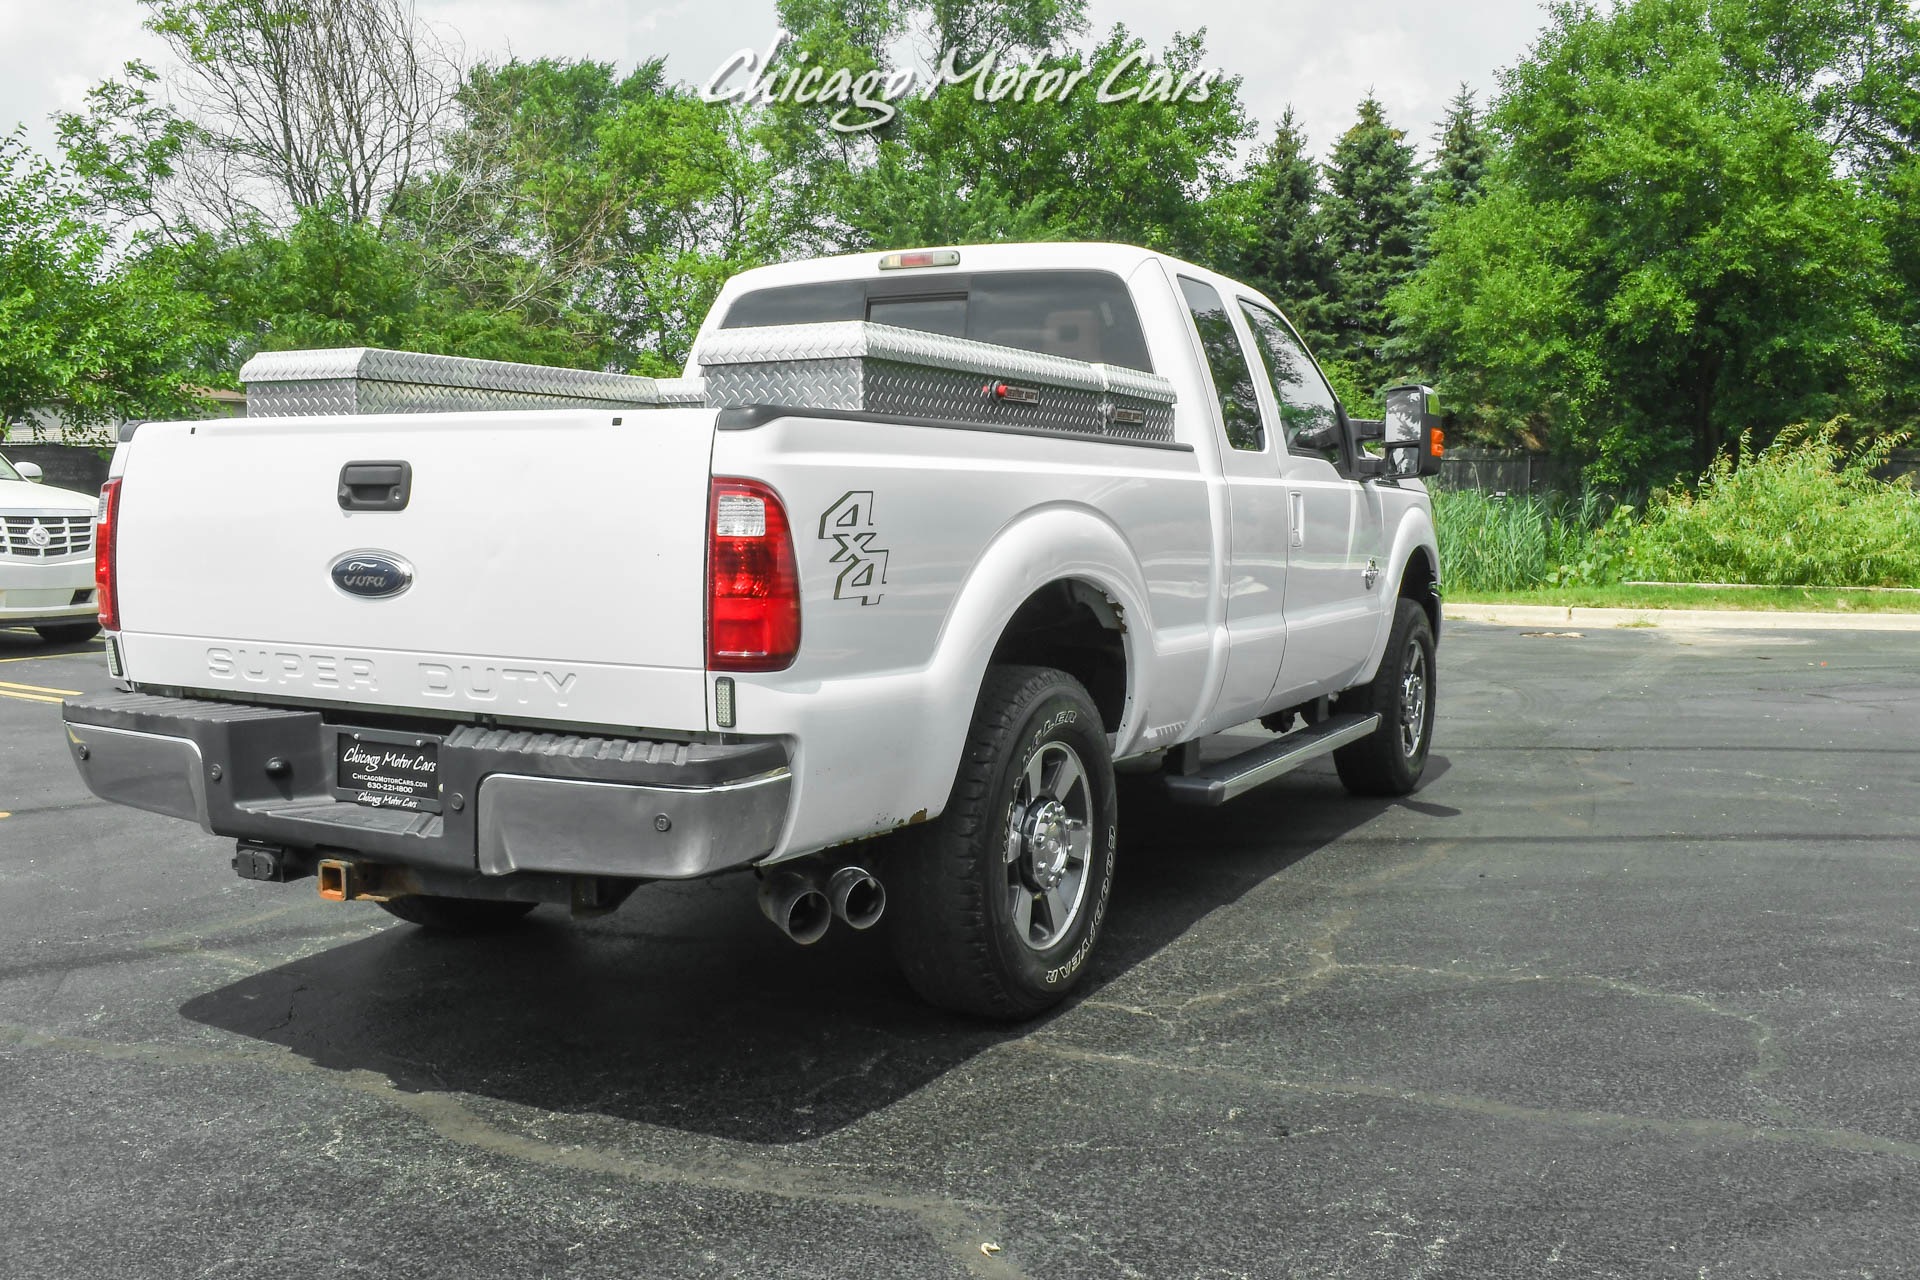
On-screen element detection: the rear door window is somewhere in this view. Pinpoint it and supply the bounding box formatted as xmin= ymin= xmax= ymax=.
xmin=1177 ymin=277 xmax=1265 ymax=452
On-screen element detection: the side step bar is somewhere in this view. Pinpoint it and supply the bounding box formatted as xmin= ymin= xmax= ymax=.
xmin=1164 ymin=714 xmax=1381 ymax=806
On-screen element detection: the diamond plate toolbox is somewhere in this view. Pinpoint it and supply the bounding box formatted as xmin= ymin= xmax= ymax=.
xmin=697 ymin=322 xmax=1178 ymax=445
xmin=239 ymin=347 xmax=689 ymax=417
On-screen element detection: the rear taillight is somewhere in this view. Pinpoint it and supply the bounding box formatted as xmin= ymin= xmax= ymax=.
xmin=95 ymin=478 xmax=122 ymax=631
xmin=707 ymin=477 xmax=800 ymax=672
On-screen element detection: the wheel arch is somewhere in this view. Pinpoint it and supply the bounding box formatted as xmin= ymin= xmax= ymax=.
xmin=933 ymin=503 xmax=1154 ymax=760
xmin=1351 ymin=505 xmax=1442 ymax=687
xmin=1398 ymin=543 xmax=1441 ymax=642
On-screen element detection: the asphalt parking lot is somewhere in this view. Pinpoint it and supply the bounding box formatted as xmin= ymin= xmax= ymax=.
xmin=2 ymin=620 xmax=1917 ymax=1279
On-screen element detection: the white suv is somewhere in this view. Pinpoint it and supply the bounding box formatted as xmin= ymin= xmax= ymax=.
xmin=0 ymin=451 xmax=101 ymax=644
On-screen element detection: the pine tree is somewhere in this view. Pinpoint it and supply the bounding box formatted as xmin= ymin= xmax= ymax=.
xmin=1320 ymin=95 xmax=1420 ymax=392
xmin=1237 ymin=108 xmax=1338 ymax=350
xmin=1428 ymin=85 xmax=1490 ymax=208
xmin=1388 ymin=86 xmax=1492 ymax=383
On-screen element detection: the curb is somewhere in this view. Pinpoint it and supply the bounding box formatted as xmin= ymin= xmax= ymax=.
xmin=1444 ymin=603 xmax=1920 ymax=632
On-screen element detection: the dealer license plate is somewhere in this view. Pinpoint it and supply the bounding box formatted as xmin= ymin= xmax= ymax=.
xmin=336 ymin=731 xmax=443 ymax=813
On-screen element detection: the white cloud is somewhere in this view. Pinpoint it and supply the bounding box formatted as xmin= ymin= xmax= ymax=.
xmin=1 ymin=0 xmax=1550 ymax=170
xmin=0 ymin=5 xmax=156 ymax=157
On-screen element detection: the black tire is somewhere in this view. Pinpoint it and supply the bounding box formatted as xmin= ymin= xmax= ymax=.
xmin=887 ymin=665 xmax=1118 ymax=1019
xmin=1333 ymin=597 xmax=1437 ymax=797
xmin=34 ymin=622 xmax=101 ymax=644
xmin=377 ymin=895 xmax=536 ymax=933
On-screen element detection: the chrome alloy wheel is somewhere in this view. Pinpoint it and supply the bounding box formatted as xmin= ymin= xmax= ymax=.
xmin=1003 ymin=740 xmax=1095 ymax=951
xmin=1399 ymin=638 xmax=1430 ymax=759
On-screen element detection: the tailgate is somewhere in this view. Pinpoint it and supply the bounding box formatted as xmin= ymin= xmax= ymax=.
xmin=112 ymin=407 xmax=717 ymax=731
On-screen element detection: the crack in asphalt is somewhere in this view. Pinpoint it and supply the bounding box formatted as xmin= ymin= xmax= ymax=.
xmin=1083 ymin=836 xmax=1810 ymax=1136
xmin=1011 ymin=1039 xmax=1920 ymax=1165
xmin=0 ymin=1022 xmax=1030 ymax=1280
xmin=0 ymin=910 xmax=387 ymax=986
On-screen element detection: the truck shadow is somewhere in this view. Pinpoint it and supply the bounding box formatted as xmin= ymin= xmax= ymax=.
xmin=180 ymin=757 xmax=1455 ymax=1145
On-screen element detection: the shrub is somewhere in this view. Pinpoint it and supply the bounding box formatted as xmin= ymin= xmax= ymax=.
xmin=1620 ymin=423 xmax=1920 ymax=587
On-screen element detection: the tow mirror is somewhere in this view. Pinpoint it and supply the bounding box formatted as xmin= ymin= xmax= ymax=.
xmin=16 ymin=461 xmax=44 ymax=483
xmin=1383 ymin=385 xmax=1445 ymax=478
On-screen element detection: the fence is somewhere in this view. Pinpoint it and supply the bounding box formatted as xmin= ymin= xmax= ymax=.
xmin=1432 ymin=448 xmax=1570 ymax=496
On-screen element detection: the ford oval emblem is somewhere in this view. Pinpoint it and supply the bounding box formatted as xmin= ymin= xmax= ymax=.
xmin=330 ymin=551 xmax=414 ymax=599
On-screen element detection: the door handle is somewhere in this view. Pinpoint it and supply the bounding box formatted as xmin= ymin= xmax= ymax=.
xmin=338 ymin=461 xmax=412 ymax=511
xmin=1288 ymin=491 xmax=1305 ymax=548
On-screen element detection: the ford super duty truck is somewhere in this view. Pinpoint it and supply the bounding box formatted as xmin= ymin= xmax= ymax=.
xmin=62 ymin=242 xmax=1444 ymax=1018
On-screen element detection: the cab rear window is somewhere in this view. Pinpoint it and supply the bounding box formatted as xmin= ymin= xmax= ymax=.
xmin=719 ymin=270 xmax=1154 ymax=372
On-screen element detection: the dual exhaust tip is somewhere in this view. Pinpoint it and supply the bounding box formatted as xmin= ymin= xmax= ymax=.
xmin=758 ymin=865 xmax=885 ymax=945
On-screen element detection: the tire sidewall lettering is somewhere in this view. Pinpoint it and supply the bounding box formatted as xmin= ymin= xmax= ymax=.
xmin=1043 ymin=820 xmax=1115 ymax=986
xmin=1010 ymin=696 xmax=1112 ymax=989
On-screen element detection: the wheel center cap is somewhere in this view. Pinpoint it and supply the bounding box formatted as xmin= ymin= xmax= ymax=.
xmin=1022 ymin=799 xmax=1071 ymax=889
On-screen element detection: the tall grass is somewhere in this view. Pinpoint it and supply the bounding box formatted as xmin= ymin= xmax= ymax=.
xmin=1431 ymin=424 xmax=1920 ymax=592
xmin=1430 ymin=489 xmax=1614 ymax=592
xmin=1620 ymin=425 xmax=1920 ymax=587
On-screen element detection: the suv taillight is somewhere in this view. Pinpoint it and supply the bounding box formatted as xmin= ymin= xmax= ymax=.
xmin=95 ymin=478 xmax=122 ymax=631
xmin=707 ymin=478 xmax=800 ymax=671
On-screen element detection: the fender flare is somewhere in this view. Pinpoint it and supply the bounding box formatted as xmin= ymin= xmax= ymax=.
xmin=1357 ymin=505 xmax=1442 ymax=685
xmin=922 ymin=503 xmax=1158 ymax=769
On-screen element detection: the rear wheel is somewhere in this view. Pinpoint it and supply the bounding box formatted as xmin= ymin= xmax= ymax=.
xmin=378 ymin=895 xmax=536 ymax=933
xmin=887 ymin=665 xmax=1117 ymax=1019
xmin=1333 ymin=597 xmax=1437 ymax=797
xmin=34 ymin=622 xmax=100 ymax=644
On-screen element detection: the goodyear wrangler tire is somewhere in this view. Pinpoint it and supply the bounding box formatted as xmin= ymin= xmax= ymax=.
xmin=888 ymin=665 xmax=1118 ymax=1019
xmin=1333 ymin=597 xmax=1437 ymax=797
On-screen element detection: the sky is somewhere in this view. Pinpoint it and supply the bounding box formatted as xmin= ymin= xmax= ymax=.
xmin=1 ymin=0 xmax=1553 ymax=166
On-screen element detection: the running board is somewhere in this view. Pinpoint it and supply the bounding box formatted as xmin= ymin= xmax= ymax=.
xmin=1163 ymin=714 xmax=1381 ymax=806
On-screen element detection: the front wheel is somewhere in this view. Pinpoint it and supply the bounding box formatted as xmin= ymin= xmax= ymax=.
xmin=887 ymin=665 xmax=1118 ymax=1019
xmin=1333 ymin=597 xmax=1437 ymax=796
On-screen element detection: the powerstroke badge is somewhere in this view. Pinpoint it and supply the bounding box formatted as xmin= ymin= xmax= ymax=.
xmin=818 ymin=491 xmax=890 ymax=605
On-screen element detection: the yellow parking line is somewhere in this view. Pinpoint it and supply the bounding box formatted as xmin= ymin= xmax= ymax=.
xmin=0 ymin=649 xmax=101 ymax=665
xmin=0 ymin=679 xmax=82 ymax=697
xmin=0 ymin=688 xmax=64 ymax=705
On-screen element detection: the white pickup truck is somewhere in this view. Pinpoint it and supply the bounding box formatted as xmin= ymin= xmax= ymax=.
xmin=63 ymin=243 xmax=1444 ymax=1017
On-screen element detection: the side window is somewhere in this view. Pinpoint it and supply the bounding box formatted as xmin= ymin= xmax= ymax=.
xmin=1239 ymin=301 xmax=1342 ymax=465
xmin=1178 ymin=276 xmax=1265 ymax=452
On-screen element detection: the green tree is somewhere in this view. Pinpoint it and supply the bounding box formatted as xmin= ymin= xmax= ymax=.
xmin=1426 ymin=85 xmax=1489 ymax=209
xmin=420 ymin=57 xmax=804 ymax=372
xmin=1320 ymin=96 xmax=1420 ymax=395
xmin=1394 ymin=0 xmax=1901 ymax=483
xmin=896 ymin=28 xmax=1251 ymax=258
xmin=1232 ymin=109 xmax=1337 ymax=349
xmin=1386 ymin=87 xmax=1492 ymax=393
xmin=0 ymin=134 xmax=210 ymax=434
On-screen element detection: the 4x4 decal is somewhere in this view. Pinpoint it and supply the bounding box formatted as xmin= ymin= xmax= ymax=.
xmin=818 ymin=491 xmax=890 ymax=605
